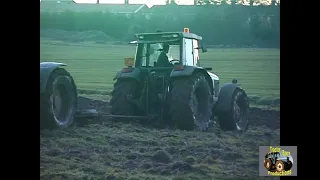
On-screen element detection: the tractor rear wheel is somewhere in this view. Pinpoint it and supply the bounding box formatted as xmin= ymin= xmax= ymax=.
xmin=217 ymin=87 xmax=249 ymax=132
xmin=40 ymin=68 xmax=77 ymax=129
xmin=110 ymin=79 xmax=138 ymax=116
xmin=169 ymin=73 xmax=213 ymax=130
xmin=264 ymin=159 xmax=272 ymax=171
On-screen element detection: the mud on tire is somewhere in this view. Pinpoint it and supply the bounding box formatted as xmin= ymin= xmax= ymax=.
xmin=40 ymin=68 xmax=77 ymax=129
xmin=169 ymin=73 xmax=213 ymax=130
xmin=110 ymin=79 xmax=138 ymax=116
xmin=217 ymin=87 xmax=249 ymax=132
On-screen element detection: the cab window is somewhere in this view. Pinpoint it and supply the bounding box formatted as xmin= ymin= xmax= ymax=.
xmin=139 ymin=43 xmax=180 ymax=67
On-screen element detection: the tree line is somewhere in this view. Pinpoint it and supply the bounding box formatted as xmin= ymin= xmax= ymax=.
xmin=40 ymin=5 xmax=280 ymax=47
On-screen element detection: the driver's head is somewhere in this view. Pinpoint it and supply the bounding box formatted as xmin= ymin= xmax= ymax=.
xmin=162 ymin=44 xmax=169 ymax=53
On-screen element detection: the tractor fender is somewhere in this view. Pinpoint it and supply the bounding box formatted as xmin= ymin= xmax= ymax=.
xmin=170 ymin=66 xmax=214 ymax=94
xmin=113 ymin=68 xmax=141 ymax=83
xmin=40 ymin=62 xmax=67 ymax=94
xmin=215 ymin=83 xmax=246 ymax=113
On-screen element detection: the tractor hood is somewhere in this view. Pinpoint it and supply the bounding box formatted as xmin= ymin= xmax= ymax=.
xmin=207 ymin=71 xmax=219 ymax=81
xmin=277 ymin=156 xmax=293 ymax=163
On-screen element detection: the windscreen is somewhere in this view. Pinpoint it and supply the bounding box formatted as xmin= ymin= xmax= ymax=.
xmin=139 ymin=43 xmax=180 ymax=67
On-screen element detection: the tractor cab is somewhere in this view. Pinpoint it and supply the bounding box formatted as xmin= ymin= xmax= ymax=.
xmin=126 ymin=28 xmax=206 ymax=70
xmin=267 ymin=152 xmax=280 ymax=164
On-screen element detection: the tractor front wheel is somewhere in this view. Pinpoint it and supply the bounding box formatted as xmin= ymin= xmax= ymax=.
xmin=284 ymin=161 xmax=293 ymax=171
xmin=217 ymin=87 xmax=249 ymax=132
xmin=169 ymin=73 xmax=213 ymax=130
xmin=276 ymin=160 xmax=285 ymax=172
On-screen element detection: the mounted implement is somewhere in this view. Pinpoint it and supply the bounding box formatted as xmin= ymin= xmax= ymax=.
xmin=110 ymin=28 xmax=250 ymax=132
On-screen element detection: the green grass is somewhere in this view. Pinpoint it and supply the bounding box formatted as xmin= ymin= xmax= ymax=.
xmin=40 ymin=38 xmax=280 ymax=99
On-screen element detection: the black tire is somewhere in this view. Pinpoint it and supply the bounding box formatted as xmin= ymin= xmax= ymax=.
xmin=284 ymin=161 xmax=292 ymax=171
xmin=40 ymin=68 xmax=77 ymax=129
xmin=110 ymin=79 xmax=138 ymax=116
xmin=169 ymin=73 xmax=213 ymax=131
xmin=217 ymin=87 xmax=249 ymax=131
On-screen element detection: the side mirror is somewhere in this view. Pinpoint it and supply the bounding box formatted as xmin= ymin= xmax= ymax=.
xmin=201 ymin=45 xmax=207 ymax=53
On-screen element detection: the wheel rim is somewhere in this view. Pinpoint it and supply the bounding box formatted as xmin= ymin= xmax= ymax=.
xmin=191 ymin=85 xmax=211 ymax=130
xmin=276 ymin=161 xmax=284 ymax=172
xmin=233 ymin=91 xmax=249 ymax=131
xmin=266 ymin=161 xmax=270 ymax=169
xmin=264 ymin=160 xmax=271 ymax=170
xmin=51 ymin=83 xmax=71 ymax=125
xmin=52 ymin=88 xmax=62 ymax=118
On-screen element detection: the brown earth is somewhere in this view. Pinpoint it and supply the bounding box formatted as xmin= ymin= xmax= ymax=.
xmin=40 ymin=97 xmax=280 ymax=180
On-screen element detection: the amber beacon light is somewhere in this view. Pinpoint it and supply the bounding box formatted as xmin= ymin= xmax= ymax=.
xmin=184 ymin=28 xmax=190 ymax=33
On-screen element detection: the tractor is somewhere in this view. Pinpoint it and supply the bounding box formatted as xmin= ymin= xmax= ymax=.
xmin=40 ymin=62 xmax=97 ymax=129
xmin=109 ymin=28 xmax=250 ymax=131
xmin=264 ymin=152 xmax=293 ymax=172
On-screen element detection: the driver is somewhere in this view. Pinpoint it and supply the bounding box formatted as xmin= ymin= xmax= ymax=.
xmin=155 ymin=44 xmax=172 ymax=67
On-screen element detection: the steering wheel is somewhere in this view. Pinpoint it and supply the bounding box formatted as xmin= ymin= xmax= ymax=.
xmin=169 ymin=59 xmax=180 ymax=64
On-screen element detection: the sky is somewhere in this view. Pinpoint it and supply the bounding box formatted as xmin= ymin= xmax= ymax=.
xmin=40 ymin=0 xmax=280 ymax=5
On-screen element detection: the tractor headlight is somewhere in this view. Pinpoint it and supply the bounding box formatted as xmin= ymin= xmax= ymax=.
xmin=214 ymin=80 xmax=219 ymax=97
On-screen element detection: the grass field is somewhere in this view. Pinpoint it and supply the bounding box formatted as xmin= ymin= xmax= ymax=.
xmin=40 ymin=39 xmax=281 ymax=180
xmin=40 ymin=39 xmax=280 ymax=101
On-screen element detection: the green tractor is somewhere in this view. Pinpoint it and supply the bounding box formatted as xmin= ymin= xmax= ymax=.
xmin=110 ymin=29 xmax=250 ymax=131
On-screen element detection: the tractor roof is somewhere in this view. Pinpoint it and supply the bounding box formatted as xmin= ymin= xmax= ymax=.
xmin=134 ymin=32 xmax=202 ymax=44
xmin=268 ymin=152 xmax=280 ymax=155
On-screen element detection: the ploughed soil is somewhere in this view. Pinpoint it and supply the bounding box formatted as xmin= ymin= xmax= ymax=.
xmin=40 ymin=97 xmax=280 ymax=180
